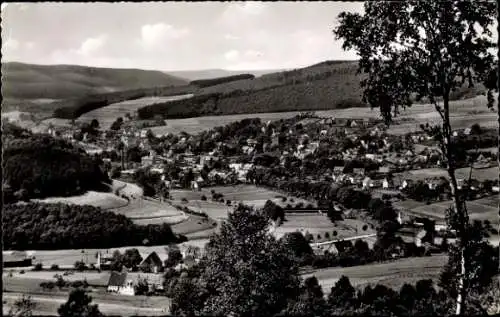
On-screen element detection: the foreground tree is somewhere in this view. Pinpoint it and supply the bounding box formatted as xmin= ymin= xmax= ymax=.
xmin=191 ymin=204 xmax=301 ymax=316
xmin=58 ymin=289 xmax=102 ymax=317
xmin=334 ymin=2 xmax=496 ymax=314
xmin=7 ymin=294 xmax=36 ymax=317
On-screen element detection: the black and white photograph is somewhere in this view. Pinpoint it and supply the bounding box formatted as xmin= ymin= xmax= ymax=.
xmin=1 ymin=1 xmax=499 ymax=316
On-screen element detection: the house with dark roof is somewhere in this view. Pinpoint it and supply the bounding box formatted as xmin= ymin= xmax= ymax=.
xmin=139 ymin=251 xmax=163 ymax=274
xmin=107 ymin=271 xmax=135 ymax=296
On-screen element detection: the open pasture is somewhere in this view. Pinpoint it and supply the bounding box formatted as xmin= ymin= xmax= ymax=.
xmin=398 ymin=195 xmax=498 ymax=225
xmin=274 ymin=215 xmax=375 ymax=241
xmin=77 ymin=94 xmax=193 ymax=129
xmin=110 ymin=199 xmax=181 ymax=219
xmin=2 ymin=291 xmax=169 ymax=316
xmin=146 ymin=94 xmax=496 ymax=136
xmin=32 ymin=191 xmax=128 ymax=210
xmin=303 ymin=254 xmax=448 ymax=294
xmin=171 ymin=185 xmax=314 ymax=211
xmin=401 ymin=166 xmax=497 ymax=182
xmin=170 ymin=215 xmax=217 ymax=237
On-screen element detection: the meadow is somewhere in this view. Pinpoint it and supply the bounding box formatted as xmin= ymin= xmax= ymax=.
xmin=146 ymin=94 xmax=496 ymax=136
xmin=32 ymin=191 xmax=128 ymax=210
xmin=401 ymin=166 xmax=497 ymax=182
xmin=2 ymin=291 xmax=169 ymax=316
xmin=303 ymin=254 xmax=448 ymax=293
xmin=273 ymin=216 xmax=375 ymax=241
xmin=76 ymin=94 xmax=193 ymax=129
xmin=395 ymin=194 xmax=499 ymax=227
xmin=171 ymin=185 xmax=315 ymax=210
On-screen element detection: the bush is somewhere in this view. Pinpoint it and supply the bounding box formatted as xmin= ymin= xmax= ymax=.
xmin=362 ymin=225 xmax=368 ymax=231
xmin=325 ymin=232 xmax=330 ymax=239
xmin=226 ymin=200 xmax=232 ymax=206
xmin=50 ymin=264 xmax=59 ymax=270
xmin=33 ymin=263 xmax=43 ymax=271
xmin=74 ymin=261 xmax=86 ymax=272
xmin=333 ymin=231 xmax=338 ymax=237
xmin=201 ymin=195 xmax=207 ymax=201
xmin=181 ymin=198 xmax=188 ymax=203
xmin=317 ymin=234 xmax=322 ymax=240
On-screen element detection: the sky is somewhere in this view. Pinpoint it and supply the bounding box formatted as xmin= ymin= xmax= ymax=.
xmin=0 ymin=2 xmax=364 ymax=71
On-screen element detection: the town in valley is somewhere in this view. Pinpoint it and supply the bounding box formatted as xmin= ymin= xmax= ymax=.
xmin=2 ymin=2 xmax=499 ymax=316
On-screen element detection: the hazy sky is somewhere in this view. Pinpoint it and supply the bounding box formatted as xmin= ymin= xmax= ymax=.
xmin=1 ymin=2 xmax=364 ymax=71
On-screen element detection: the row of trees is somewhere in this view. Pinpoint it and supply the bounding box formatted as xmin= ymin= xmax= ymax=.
xmin=52 ymin=85 xmax=194 ymax=119
xmin=2 ymin=202 xmax=185 ymax=250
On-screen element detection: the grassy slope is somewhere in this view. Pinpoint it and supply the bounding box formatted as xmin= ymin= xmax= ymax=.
xmin=1 ymin=62 xmax=188 ymax=100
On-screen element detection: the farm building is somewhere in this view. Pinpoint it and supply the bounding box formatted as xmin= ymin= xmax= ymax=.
xmin=3 ymin=251 xmax=33 ymax=268
xmin=96 ymin=252 xmax=114 ymax=270
xmin=139 ymin=251 xmax=163 ymax=273
xmin=107 ymin=271 xmax=135 ymax=296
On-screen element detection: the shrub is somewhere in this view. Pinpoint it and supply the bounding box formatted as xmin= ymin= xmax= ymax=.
xmin=226 ymin=200 xmax=232 ymax=206
xmin=33 ymin=263 xmax=43 ymax=271
xmin=74 ymin=261 xmax=86 ymax=272
xmin=333 ymin=231 xmax=338 ymax=237
xmin=362 ymin=225 xmax=368 ymax=231
xmin=281 ymin=197 xmax=287 ymax=202
xmin=50 ymin=264 xmax=59 ymax=270
xmin=325 ymin=232 xmax=330 ymax=239
xmin=317 ymin=234 xmax=322 ymax=240
xmin=201 ymin=195 xmax=207 ymax=201
xmin=181 ymin=198 xmax=188 ymax=203
xmin=71 ymin=280 xmax=84 ymax=288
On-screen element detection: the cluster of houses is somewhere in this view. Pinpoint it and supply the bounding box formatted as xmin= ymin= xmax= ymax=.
xmin=101 ymin=245 xmax=204 ymax=296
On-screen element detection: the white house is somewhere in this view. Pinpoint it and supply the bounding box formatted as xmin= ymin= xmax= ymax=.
xmin=107 ymin=271 xmax=135 ymax=296
xmin=362 ymin=177 xmax=372 ymax=189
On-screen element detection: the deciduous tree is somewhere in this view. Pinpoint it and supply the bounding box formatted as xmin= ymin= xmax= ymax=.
xmin=334 ymin=2 xmax=496 ymax=313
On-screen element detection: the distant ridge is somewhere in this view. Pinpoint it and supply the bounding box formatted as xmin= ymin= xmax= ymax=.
xmin=1 ymin=61 xmax=188 ymax=99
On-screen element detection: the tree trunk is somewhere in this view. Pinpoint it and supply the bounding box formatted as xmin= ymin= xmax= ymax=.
xmin=441 ymin=93 xmax=468 ymax=315
xmin=434 ymin=90 xmax=468 ymax=314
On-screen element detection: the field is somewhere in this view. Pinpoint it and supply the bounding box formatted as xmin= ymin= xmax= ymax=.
xmin=75 ymin=94 xmax=193 ymax=129
xmin=2 ymin=291 xmax=170 ymax=316
xmin=32 ymin=191 xmax=128 ymax=210
xmin=146 ymin=94 xmax=496 ymax=136
xmin=400 ymin=166 xmax=498 ymax=182
xmin=274 ymin=216 xmax=376 ymax=241
xmin=303 ymin=254 xmax=448 ymax=293
xmin=171 ymin=185 xmax=314 ymax=210
xmin=395 ymin=193 xmax=499 ymax=233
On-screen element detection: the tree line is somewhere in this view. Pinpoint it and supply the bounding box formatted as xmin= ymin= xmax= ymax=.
xmin=52 ymin=85 xmax=195 ymax=119
xmin=190 ymin=74 xmax=255 ymax=88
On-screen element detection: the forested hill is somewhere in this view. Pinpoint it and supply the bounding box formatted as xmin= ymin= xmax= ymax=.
xmin=137 ymin=60 xmax=488 ymax=119
xmin=2 ymin=123 xmax=110 ymax=203
xmin=137 ymin=61 xmax=365 ymax=119
xmin=1 ymin=62 xmax=188 ymax=99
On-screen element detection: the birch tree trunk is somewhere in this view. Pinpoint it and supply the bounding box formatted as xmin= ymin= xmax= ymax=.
xmin=439 ymin=92 xmax=469 ymax=315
